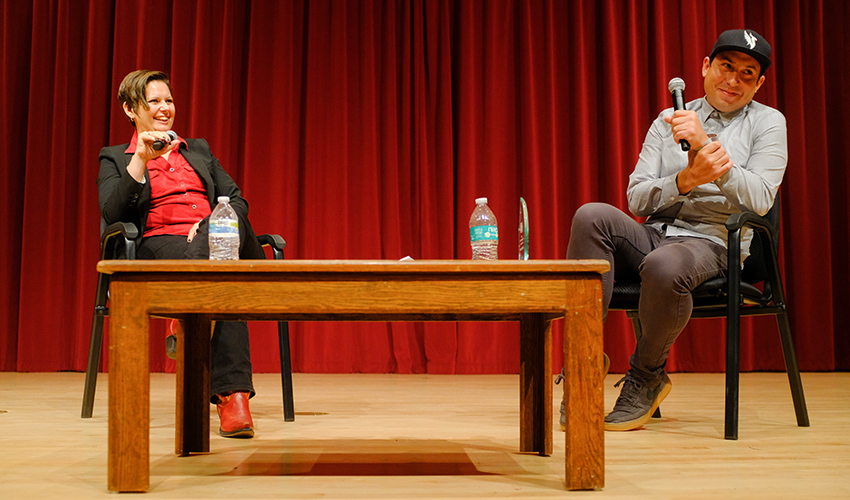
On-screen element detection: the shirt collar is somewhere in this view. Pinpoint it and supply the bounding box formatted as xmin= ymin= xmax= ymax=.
xmin=697 ymin=97 xmax=748 ymax=127
xmin=124 ymin=131 xmax=188 ymax=154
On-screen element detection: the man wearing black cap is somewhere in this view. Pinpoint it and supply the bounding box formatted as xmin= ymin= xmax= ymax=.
xmin=558 ymin=29 xmax=787 ymax=432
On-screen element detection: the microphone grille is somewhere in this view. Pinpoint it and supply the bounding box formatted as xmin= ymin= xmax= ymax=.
xmin=668 ymin=77 xmax=685 ymax=93
xmin=166 ymin=130 xmax=178 ymax=141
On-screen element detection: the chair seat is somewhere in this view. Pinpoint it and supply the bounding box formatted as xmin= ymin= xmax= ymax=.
xmin=609 ymin=278 xmax=771 ymax=312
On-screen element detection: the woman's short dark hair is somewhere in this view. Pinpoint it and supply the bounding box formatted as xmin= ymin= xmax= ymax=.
xmin=117 ymin=70 xmax=172 ymax=126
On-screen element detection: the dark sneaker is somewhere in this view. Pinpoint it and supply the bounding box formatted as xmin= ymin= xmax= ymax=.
xmin=604 ymin=369 xmax=671 ymax=431
xmin=165 ymin=334 xmax=177 ymax=360
xmin=556 ymin=353 xmax=610 ymax=431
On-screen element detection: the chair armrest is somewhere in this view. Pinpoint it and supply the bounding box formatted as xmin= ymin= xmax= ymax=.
xmin=101 ymin=221 xmax=139 ymax=246
xmin=724 ymin=210 xmax=784 ymax=302
xmin=725 ymin=210 xmax=780 ymax=261
xmin=725 ymin=211 xmax=772 ymax=236
xmin=100 ymin=222 xmax=139 ymax=260
xmin=257 ymin=234 xmax=287 ymax=260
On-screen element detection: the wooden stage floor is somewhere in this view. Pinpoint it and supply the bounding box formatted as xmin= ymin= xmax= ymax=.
xmin=0 ymin=372 xmax=847 ymax=499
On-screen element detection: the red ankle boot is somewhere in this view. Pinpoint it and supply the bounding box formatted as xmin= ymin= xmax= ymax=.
xmin=216 ymin=392 xmax=254 ymax=438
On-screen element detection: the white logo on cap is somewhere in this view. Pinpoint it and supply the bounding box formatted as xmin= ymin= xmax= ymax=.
xmin=744 ymin=31 xmax=757 ymax=50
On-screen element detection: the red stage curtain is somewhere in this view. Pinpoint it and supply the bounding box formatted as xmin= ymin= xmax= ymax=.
xmin=1 ymin=0 xmax=847 ymax=374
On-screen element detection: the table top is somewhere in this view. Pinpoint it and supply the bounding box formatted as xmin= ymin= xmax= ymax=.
xmin=97 ymin=259 xmax=610 ymax=276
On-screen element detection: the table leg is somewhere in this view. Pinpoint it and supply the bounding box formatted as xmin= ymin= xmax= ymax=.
xmin=176 ymin=315 xmax=212 ymax=456
xmin=108 ymin=281 xmax=150 ymax=492
xmin=519 ymin=313 xmax=553 ymax=456
xmin=563 ymin=278 xmax=605 ymax=490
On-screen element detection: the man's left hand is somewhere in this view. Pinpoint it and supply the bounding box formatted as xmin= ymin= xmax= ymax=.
xmin=676 ymin=141 xmax=733 ymax=194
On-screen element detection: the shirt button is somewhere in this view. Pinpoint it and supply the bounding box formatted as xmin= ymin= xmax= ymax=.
xmin=192 ymin=204 xmax=197 ymax=209
xmin=169 ymin=167 xmax=175 ymax=172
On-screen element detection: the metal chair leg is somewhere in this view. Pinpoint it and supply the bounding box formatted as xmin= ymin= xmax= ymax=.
xmin=82 ymin=272 xmax=110 ymax=418
xmin=278 ymin=321 xmax=295 ymax=421
xmin=724 ymin=321 xmax=740 ymax=441
xmin=724 ymin=231 xmax=742 ymax=441
xmin=81 ymin=313 xmax=105 ymax=418
xmin=776 ymin=311 xmax=809 ymax=427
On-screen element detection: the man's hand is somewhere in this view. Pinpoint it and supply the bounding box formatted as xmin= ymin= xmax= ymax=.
xmin=676 ymin=141 xmax=733 ymax=194
xmin=664 ymin=110 xmax=710 ymax=151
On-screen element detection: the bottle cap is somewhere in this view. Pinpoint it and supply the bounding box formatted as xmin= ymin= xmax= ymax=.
xmin=475 ymin=197 xmax=488 ymax=205
xmin=217 ymin=196 xmax=230 ymax=204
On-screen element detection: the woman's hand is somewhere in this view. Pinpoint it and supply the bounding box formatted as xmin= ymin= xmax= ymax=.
xmin=126 ymin=131 xmax=176 ymax=183
xmin=187 ymin=221 xmax=201 ymax=243
xmin=134 ymin=130 xmax=176 ymax=162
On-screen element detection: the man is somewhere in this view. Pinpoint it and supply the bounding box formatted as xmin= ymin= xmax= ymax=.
xmin=562 ymin=29 xmax=786 ymax=431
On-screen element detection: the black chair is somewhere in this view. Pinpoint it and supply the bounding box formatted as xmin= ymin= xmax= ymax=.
xmin=81 ymin=220 xmax=295 ymax=422
xmin=608 ymin=197 xmax=809 ymax=439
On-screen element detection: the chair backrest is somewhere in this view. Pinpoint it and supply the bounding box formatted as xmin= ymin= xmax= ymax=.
xmin=741 ymin=195 xmax=780 ymax=285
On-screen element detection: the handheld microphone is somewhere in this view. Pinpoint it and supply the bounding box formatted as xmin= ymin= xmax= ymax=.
xmin=152 ymin=130 xmax=178 ymax=151
xmin=667 ymin=78 xmax=690 ymax=151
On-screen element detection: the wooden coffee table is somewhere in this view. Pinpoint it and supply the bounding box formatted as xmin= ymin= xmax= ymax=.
xmin=98 ymin=259 xmax=608 ymax=492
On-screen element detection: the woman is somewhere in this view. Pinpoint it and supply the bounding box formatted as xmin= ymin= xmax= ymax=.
xmin=97 ymin=69 xmax=263 ymax=438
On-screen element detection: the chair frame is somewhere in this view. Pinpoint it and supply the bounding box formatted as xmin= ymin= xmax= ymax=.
xmin=81 ymin=222 xmax=295 ymax=422
xmin=609 ymin=198 xmax=809 ymax=439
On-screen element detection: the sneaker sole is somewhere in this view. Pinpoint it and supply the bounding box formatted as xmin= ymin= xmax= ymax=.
xmin=604 ymin=378 xmax=672 ymax=432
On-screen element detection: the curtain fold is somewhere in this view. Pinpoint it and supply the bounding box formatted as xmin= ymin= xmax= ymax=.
xmin=2 ymin=0 xmax=846 ymax=374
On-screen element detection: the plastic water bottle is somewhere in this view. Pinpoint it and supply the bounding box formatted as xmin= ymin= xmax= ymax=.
xmin=469 ymin=197 xmax=498 ymax=260
xmin=209 ymin=196 xmax=239 ymax=260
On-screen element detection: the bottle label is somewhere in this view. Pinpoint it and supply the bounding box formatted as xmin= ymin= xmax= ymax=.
xmin=209 ymin=220 xmax=239 ymax=234
xmin=470 ymin=225 xmax=498 ymax=242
